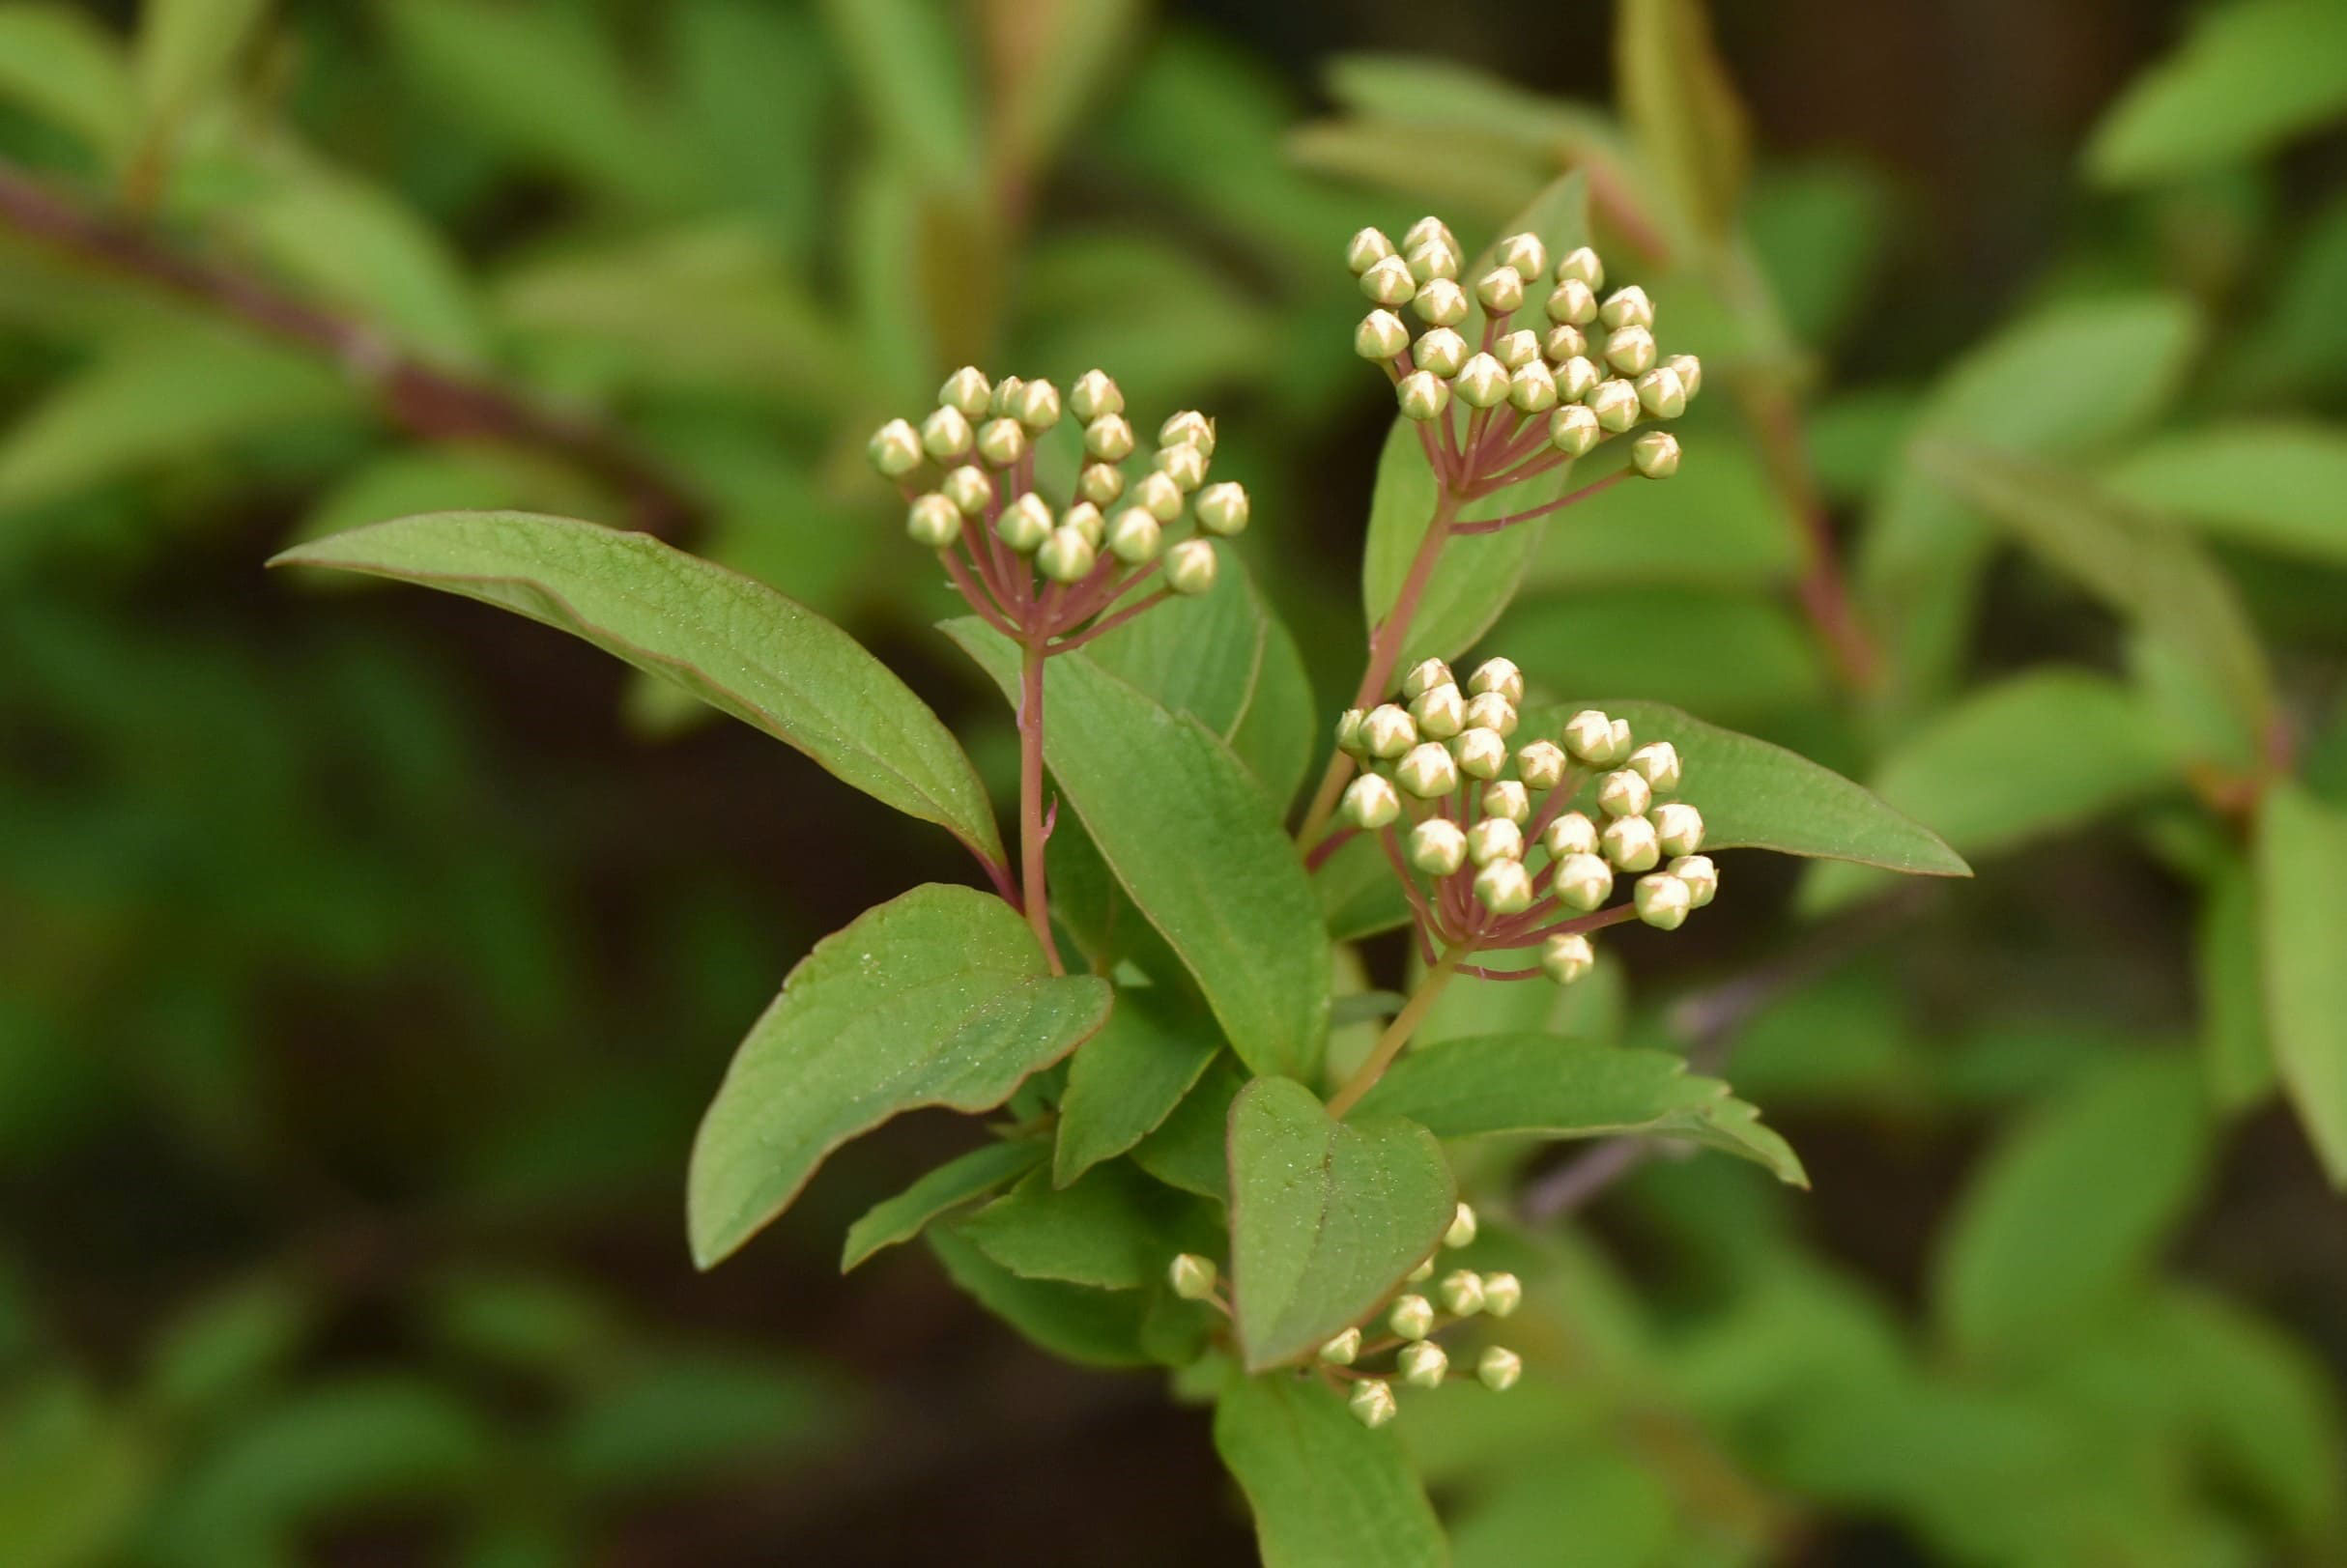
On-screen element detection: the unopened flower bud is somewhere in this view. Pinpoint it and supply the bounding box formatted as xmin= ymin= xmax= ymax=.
xmin=1014 ymin=379 xmax=1063 ymax=431
xmin=1546 ymin=278 xmax=1597 ymax=326
xmin=1356 ymin=309 xmax=1410 ymax=360
xmin=1321 ymin=1326 xmax=1364 ymax=1365
xmin=1635 ymin=365 xmax=1686 ymax=419
xmin=1105 ymin=507 xmax=1161 ymax=564
xmin=1556 ymin=355 xmax=1602 ymax=403
xmin=1412 ymin=277 xmax=1469 ymax=327
xmin=1414 ymin=327 xmax=1468 ymax=378
xmin=1474 ymin=857 xmax=1533 ymax=913
xmin=1445 ymin=1202 xmax=1478 ymax=1248
xmin=1360 ymin=254 xmax=1417 ymax=306
xmin=1389 ymin=1294 xmax=1436 ymax=1340
xmin=997 ymin=494 xmax=1052 ymax=552
xmin=1406 ymin=1258 xmax=1436 ymax=1282
xmin=1477 ymin=1346 xmax=1523 ymax=1392
xmin=943 ymin=464 xmax=992 ymax=514
xmin=1343 ymin=772 xmax=1402 ymax=830
xmin=1159 ymin=410 xmax=1216 ymax=455
xmin=1156 ymin=442 xmax=1209 ymax=493
xmin=1509 ymin=359 xmax=1558 ymax=412
xmin=1635 ymin=871 xmax=1693 ymax=929
xmin=921 ymin=405 xmax=973 ymax=460
xmin=1410 ymin=681 xmax=1466 ymax=739
xmin=1632 ymin=430 xmax=1681 ymax=478
xmin=907 ymin=493 xmax=960 ymax=547
xmin=1481 ymin=1271 xmax=1523 ymax=1317
xmin=1168 ymin=1252 xmax=1217 ymax=1299
xmin=1361 ymin=703 xmax=1417 ymax=759
xmin=939 ymin=364 xmax=992 ymax=417
xmin=1482 ymin=780 xmax=1530 ymax=824
xmin=1599 ymin=283 xmax=1654 ymax=329
xmin=1397 ymin=742 xmax=1460 ymax=799
xmin=1602 ymin=813 xmax=1661 ymax=871
xmin=1349 ymin=1378 xmax=1398 ymax=1428
xmin=1626 ymin=740 xmax=1681 ymax=793
xmin=1454 ymin=353 xmax=1508 ymax=409
xmin=1588 ymin=379 xmax=1642 ymax=433
xmin=1079 ymin=462 xmax=1125 ymax=506
xmin=1652 ymin=802 xmax=1704 ymax=857
xmin=1516 ymin=740 xmax=1567 ymax=790
xmin=1542 ymin=931 xmax=1595 ymax=984
xmin=1039 ymin=526 xmax=1098 ymax=583
xmin=1553 ymin=852 xmax=1613 ymax=912
xmin=1398 ymin=1341 xmax=1449 ymax=1389
xmin=1598 ymin=769 xmax=1652 ymax=818
xmin=1467 ymin=816 xmax=1523 ymax=866
xmin=1410 ymin=818 xmax=1467 ymax=875
xmin=1053 ymin=502 xmax=1099 ymax=549
xmin=1670 ymin=853 xmax=1719 ymax=908
xmin=1440 ymin=1269 xmax=1486 ymax=1317
xmin=1544 ymin=810 xmax=1599 ymax=857
xmin=1556 ymin=245 xmax=1604 ymax=289
xmin=1465 ymin=692 xmax=1518 ymax=736
xmin=1334 ymin=708 xmax=1368 ymax=758
xmin=976 ymin=416 xmax=1028 ymax=468
xmin=1561 ymin=709 xmax=1619 ymax=764
xmin=1666 ymin=353 xmax=1703 ymax=400
xmin=1498 ymin=231 xmax=1548 ymax=279
xmin=1466 ymin=657 xmax=1523 ymax=703
xmin=1402 ymin=658 xmax=1455 ymax=700
xmin=1398 ymin=370 xmax=1451 ymax=422
xmin=1132 ymin=470 xmax=1184 ymax=522
xmin=1195 ymin=482 xmax=1249 ymax=536
xmin=1164 ymin=537 xmax=1217 ymax=596
xmin=1455 ymin=727 xmax=1507 ymax=780
xmin=1602 ymin=324 xmax=1658 ymax=377
xmin=1406 ymin=241 xmax=1458 ymax=285
xmin=1550 ymin=403 xmax=1600 ymax=456
xmin=1069 ymin=368 xmax=1123 ymax=421
xmin=1475 ymin=266 xmax=1526 ymax=315
xmin=1544 ymin=324 xmax=1589 ymax=363
xmin=1403 ymin=215 xmax=1460 ymax=262
xmin=869 ymin=417 xmax=924 ymax=476
xmin=1495 ymin=329 xmax=1541 ymax=370
xmin=1346 ymin=226 xmax=1396 ymax=275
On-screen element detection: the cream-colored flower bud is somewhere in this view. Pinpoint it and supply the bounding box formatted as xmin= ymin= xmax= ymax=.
xmin=1495 ymin=328 xmax=1541 ymax=371
xmin=1508 ymin=359 xmax=1558 ymax=413
xmin=942 ymin=464 xmax=992 ymax=514
xmin=1346 ymin=226 xmax=1396 ymax=275
xmin=989 ymin=375 xmax=1026 ymax=417
xmin=976 ymin=416 xmax=1028 ymax=468
xmin=1440 ymin=1269 xmax=1486 ymax=1317
xmin=1477 ymin=1346 xmax=1523 ymax=1392
xmin=1542 ymin=931 xmax=1595 ymax=984
xmin=1481 ymin=1271 xmax=1523 ymax=1317
xmin=1454 ymin=727 xmax=1508 ymax=780
xmin=1343 ymin=772 xmax=1402 ymax=831
xmin=1159 ymin=410 xmax=1216 ymax=455
xmin=1389 ymin=1294 xmax=1436 ymax=1341
xmin=1556 ymin=244 xmax=1604 ymax=289
xmin=1155 ymin=442 xmax=1209 ymax=493
xmin=1588 ymin=379 xmax=1641 ymax=433
xmin=1475 ymin=266 xmax=1526 ymax=315
xmin=1105 ymin=507 xmax=1161 ymax=564
xmin=1195 ymin=482 xmax=1248 ymax=536
xmin=939 ymin=364 xmax=992 ymax=417
xmin=1362 ymin=703 xmax=1417 ymax=760
xmin=1410 ymin=818 xmax=1468 ymax=875
xmin=1544 ymin=809 xmax=1599 ymax=857
xmin=1334 ymin=708 xmax=1368 ymax=758
xmin=1626 ymin=740 xmax=1681 ymax=793
xmin=1396 ymin=742 xmax=1460 ymax=799
xmin=1038 ymin=526 xmax=1098 ymax=584
xmin=1163 ymin=537 xmax=1218 ymax=596
xmin=1545 ymin=277 xmax=1597 ymax=326
xmin=1168 ymin=1252 xmax=1217 ymax=1299
xmin=1068 ymin=368 xmax=1122 ymax=421
xmin=1467 ymin=816 xmax=1523 ymax=867
xmin=1015 ymin=378 xmax=1063 ymax=432
xmin=997 ymin=493 xmax=1052 ymax=553
xmin=1635 ymin=871 xmax=1692 ymax=929
xmin=1348 ymin=1378 xmax=1398 ymax=1429
xmin=1402 ymin=658 xmax=1455 ymax=701
xmin=1550 ymin=403 xmax=1601 ymax=457
xmin=1398 ymin=370 xmax=1451 ymax=422
xmin=1602 ymin=813 xmax=1661 ymax=871
xmin=1599 ymin=283 xmax=1654 ymax=329
xmin=1652 ymin=802 xmax=1704 ymax=857
xmin=920 ymin=405 xmax=973 ymax=460
xmin=1482 ymin=780 xmax=1530 ymax=825
xmin=1360 ymin=254 xmax=1417 ymax=306
xmin=1355 ymin=308 xmax=1411 ymax=361
xmin=869 ymin=417 xmax=923 ymax=476
xmin=1499 ymin=231 xmax=1548 ymax=278
xmin=1598 ymin=769 xmax=1652 ymax=818
xmin=1084 ymin=413 xmax=1135 ymax=462
xmin=1635 ymin=365 xmax=1686 ymax=420
xmin=1555 ymin=355 xmax=1602 ymax=403
xmin=1603 ymin=324 xmax=1658 ymax=377
xmin=1445 ymin=1201 xmax=1478 ymax=1248
xmin=1560 ymin=709 xmax=1618 ymax=764
xmin=1406 ymin=1258 xmax=1435 ymax=1283
xmin=1607 ymin=717 xmax=1632 ymax=756
xmin=1667 ymin=353 xmax=1703 ymax=400
xmin=1078 ymin=462 xmax=1125 ymax=506
xmin=1410 ymin=682 xmax=1465 ymax=739
xmin=1453 ymin=353 xmax=1508 ymax=409
xmin=1403 ymin=214 xmax=1460 ymax=261
xmin=1516 ymin=740 xmax=1567 ymax=791
xmin=1544 ymin=324 xmax=1589 ymax=364
xmin=1467 ymin=657 xmax=1523 ymax=702
xmin=1553 ymin=852 xmax=1613 ymax=912
xmin=1465 ymin=692 xmax=1518 ymax=737
xmin=1474 ymin=857 xmax=1533 ymax=913
xmin=906 ymin=493 xmax=960 ymax=548
xmin=1320 ymin=1326 xmax=1364 ymax=1365
xmin=1670 ymin=853 xmax=1719 ymax=908
xmin=1412 ymin=277 xmax=1469 ymax=327
xmin=1632 ymin=430 xmax=1680 ymax=478
xmin=1414 ymin=327 xmax=1468 ymax=378
xmin=1398 ymin=1341 xmax=1449 ymax=1389
xmin=1406 ymin=240 xmax=1458 ymax=284
xmin=1132 ymin=470 xmax=1184 ymax=522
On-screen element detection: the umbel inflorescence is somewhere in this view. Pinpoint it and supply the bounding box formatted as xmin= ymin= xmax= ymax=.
xmin=1335 ymin=656 xmax=1718 ymax=984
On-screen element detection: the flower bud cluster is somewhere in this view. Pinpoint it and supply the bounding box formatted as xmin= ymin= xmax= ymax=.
xmin=869 ymin=366 xmax=1246 ymax=642
xmin=1330 ymin=1205 xmax=1526 ymax=1428
xmin=1333 ymin=661 xmax=1718 ymax=979
xmin=1349 ymin=217 xmax=1695 ymax=484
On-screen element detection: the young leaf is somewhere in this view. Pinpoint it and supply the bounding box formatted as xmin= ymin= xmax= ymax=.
xmin=957 ymin=1162 xmax=1207 ymax=1290
xmin=2083 ymin=0 xmax=2347 ymax=187
xmin=840 ymin=1138 xmax=1047 ymax=1272
xmin=1132 ymin=1060 xmax=1245 ymax=1202
xmin=2254 ymin=784 xmax=2347 ymax=1184
xmin=1213 ymin=1369 xmax=1446 ymax=1568
xmin=2104 ymin=421 xmax=2347 ymax=566
xmin=272 ymin=513 xmax=1007 ymax=866
xmin=1226 ymin=1077 xmax=1454 ymax=1371
xmin=1054 ymin=989 xmax=1222 ymax=1187
xmin=1349 ymin=1032 xmax=1806 ymax=1186
xmin=944 ymin=620 xmax=1331 ymax=1081
xmin=927 ymin=1228 xmax=1151 ymax=1369
xmin=685 ymin=885 xmax=1110 ymax=1269
xmin=1616 ymin=0 xmax=1751 ymax=242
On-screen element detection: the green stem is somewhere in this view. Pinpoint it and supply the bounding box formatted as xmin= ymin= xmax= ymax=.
xmin=1327 ymin=946 xmax=1464 ymax=1118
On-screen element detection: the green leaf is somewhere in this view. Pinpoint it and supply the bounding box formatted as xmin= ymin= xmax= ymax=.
xmin=2198 ymin=858 xmax=2275 ymax=1111
xmin=1132 ymin=1059 xmax=1245 ymax=1201
xmin=142 ymin=1275 xmax=316 ymax=1420
xmin=1054 ymin=989 xmax=1222 ymax=1186
xmin=1524 ymin=699 xmax=1970 ymax=876
xmin=133 ymin=0 xmax=264 ymax=129
xmin=1350 ymin=1032 xmax=1806 ymax=1185
xmin=1615 ymin=0 xmax=1751 ymax=241
xmin=2084 ymin=0 xmax=2347 ymax=186
xmin=1313 ymin=831 xmax=1414 ymax=945
xmin=840 ymin=1138 xmax=1046 ymax=1271
xmin=2104 ymin=421 xmax=2347 ymax=565
xmin=943 ymin=620 xmax=1331 ymax=1080
xmin=958 ymin=1161 xmax=1206 ymax=1290
xmin=1213 ymin=1368 xmax=1446 ymax=1568
xmin=816 ymin=0 xmax=977 ymax=189
xmin=0 ymin=3 xmax=136 ymax=155
xmin=926 ymin=1226 xmax=1151 ymax=1368
xmin=1799 ymin=670 xmax=2175 ymax=914
xmin=987 ymin=0 xmax=1144 ymax=181
xmin=2254 ymin=784 xmax=2347 ymax=1184
xmin=684 ymin=885 xmax=1109 ymax=1268
xmin=273 ymin=513 xmax=1006 ymax=865
xmin=1229 ymin=599 xmax=1316 ymax=814
xmin=1521 ymin=427 xmax=1800 ymax=591
xmin=1932 ymin=1052 xmax=2212 ymax=1361
xmin=1226 ymin=1077 xmax=1454 ymax=1371
xmin=1501 ymin=589 xmax=1826 ymax=724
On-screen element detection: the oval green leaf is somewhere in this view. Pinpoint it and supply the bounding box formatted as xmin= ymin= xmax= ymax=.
xmin=1214 ymin=1367 xmax=1446 ymax=1568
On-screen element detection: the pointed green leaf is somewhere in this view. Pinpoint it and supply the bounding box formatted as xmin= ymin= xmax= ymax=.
xmin=2084 ymin=0 xmax=2347 ymax=186
xmin=2104 ymin=421 xmax=2347 ymax=566
xmin=1616 ymin=0 xmax=1751 ymax=241
xmin=1214 ymin=1367 xmax=1446 ymax=1568
xmin=840 ymin=1138 xmax=1046 ymax=1272
xmin=1351 ymin=1032 xmax=1804 ymax=1185
xmin=273 ymin=513 xmax=1006 ymax=865
xmin=958 ymin=1162 xmax=1209 ymax=1290
xmin=686 ymin=885 xmax=1109 ymax=1268
xmin=926 ymin=1228 xmax=1151 ymax=1368
xmin=1227 ymin=1078 xmax=1453 ymax=1371
xmin=1054 ymin=989 xmax=1222 ymax=1186
xmin=2255 ymin=784 xmax=2347 ymax=1184
xmin=1133 ymin=1060 xmax=1245 ymax=1202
